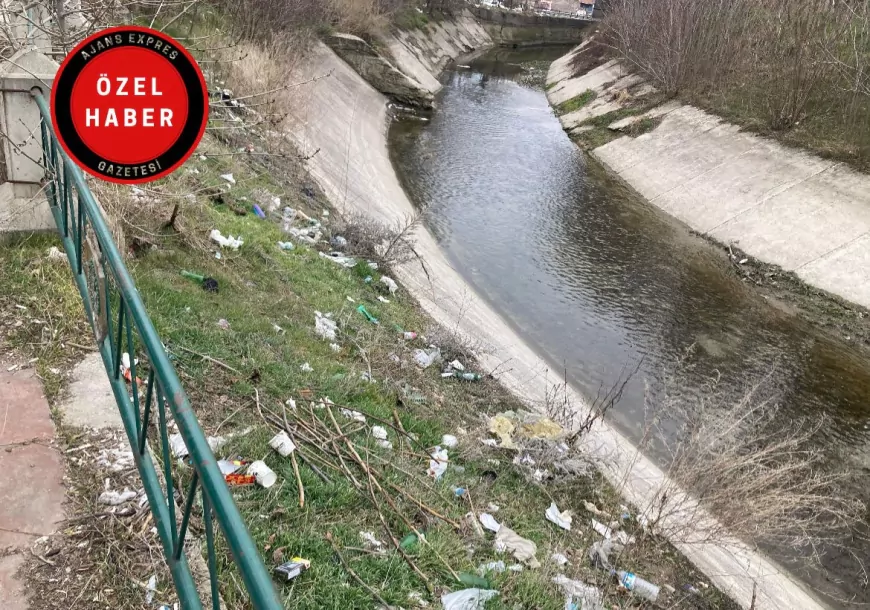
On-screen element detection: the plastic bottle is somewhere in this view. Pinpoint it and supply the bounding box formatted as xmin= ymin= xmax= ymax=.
xmin=454 ymin=371 xmax=482 ymax=381
xmin=616 ymin=570 xmax=659 ymax=602
xmin=403 ymin=331 xmax=418 ymax=340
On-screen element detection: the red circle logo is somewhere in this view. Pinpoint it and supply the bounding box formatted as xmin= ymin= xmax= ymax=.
xmin=52 ymin=26 xmax=208 ymax=184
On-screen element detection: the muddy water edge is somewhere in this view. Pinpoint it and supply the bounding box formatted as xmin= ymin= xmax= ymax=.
xmin=389 ymin=46 xmax=870 ymax=606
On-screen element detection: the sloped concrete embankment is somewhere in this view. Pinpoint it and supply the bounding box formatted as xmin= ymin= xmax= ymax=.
xmin=547 ymin=43 xmax=870 ymax=312
xmin=282 ymin=21 xmax=824 ymax=610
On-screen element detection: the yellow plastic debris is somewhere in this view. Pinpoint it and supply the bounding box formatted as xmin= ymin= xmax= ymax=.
xmin=488 ymin=414 xmax=516 ymax=448
xmin=519 ymin=417 xmax=563 ymax=440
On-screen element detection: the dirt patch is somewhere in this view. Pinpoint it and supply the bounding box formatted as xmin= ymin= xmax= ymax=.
xmin=569 ymin=38 xmax=611 ymax=78
xmin=22 ymin=427 xmax=172 ymax=610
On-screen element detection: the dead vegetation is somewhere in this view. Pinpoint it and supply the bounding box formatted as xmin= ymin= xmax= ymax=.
xmin=600 ymin=0 xmax=870 ymax=168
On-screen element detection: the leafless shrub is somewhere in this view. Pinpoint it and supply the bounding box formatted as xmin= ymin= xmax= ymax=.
xmin=546 ymin=361 xmax=639 ymax=442
xmin=602 ymin=0 xmax=868 ymax=139
xmin=338 ymin=208 xmax=426 ymax=268
xmin=634 ymin=366 xmax=864 ymax=561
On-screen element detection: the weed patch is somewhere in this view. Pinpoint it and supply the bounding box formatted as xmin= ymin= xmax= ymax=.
xmin=556 ymin=89 xmax=596 ymax=115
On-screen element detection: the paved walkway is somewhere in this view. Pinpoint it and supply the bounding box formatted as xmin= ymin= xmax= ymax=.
xmin=0 ymin=366 xmax=65 ymax=610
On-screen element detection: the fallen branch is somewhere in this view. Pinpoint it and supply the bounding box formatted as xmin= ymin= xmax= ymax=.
xmin=175 ymin=345 xmax=241 ymax=374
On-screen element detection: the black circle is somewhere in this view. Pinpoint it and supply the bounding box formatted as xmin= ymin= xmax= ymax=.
xmin=53 ymin=29 xmax=205 ymax=179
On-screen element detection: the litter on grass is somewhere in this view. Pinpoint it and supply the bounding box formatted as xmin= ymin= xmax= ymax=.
xmin=442 ymin=434 xmax=458 ymax=448
xmin=99 ymin=488 xmax=137 ymax=505
xmin=478 ymin=513 xmax=501 ymax=533
xmin=583 ymin=501 xmax=607 ymax=517
xmin=97 ymin=445 xmax=134 ymax=472
xmin=371 ymin=425 xmax=393 ymax=449
xmin=591 ymin=519 xmax=611 ymax=538
xmin=488 ymin=414 xmax=516 ymax=449
xmin=495 ymin=526 xmax=540 ymax=568
xmin=414 ymin=347 xmax=441 ymax=369
xmin=487 ymin=411 xmax=565 ymax=448
xmin=551 ymin=552 xmax=569 ymax=566
xmin=340 ymin=408 xmax=366 ymax=423
xmin=359 ymin=531 xmax=384 ymax=548
xmin=248 ymin=460 xmax=277 ymax=488
xmin=169 ymin=433 xmax=228 ymax=459
xmin=427 ymin=446 xmax=448 ymax=479
xmin=319 ymin=251 xmax=357 ymax=268
xmin=330 ymin=343 xmax=341 ymax=352
xmin=209 ymin=229 xmax=243 ymax=250
xmin=314 ymin=311 xmax=337 ymax=341
xmin=145 ymin=575 xmax=157 ymax=604
xmin=220 ymin=173 xmax=235 ymax=184
xmin=441 ymin=588 xmax=498 ymax=610
xmin=552 ymin=574 xmax=604 ymax=610
xmin=545 ymin=502 xmax=573 ymax=531
xmin=377 ymin=295 xmax=390 ymax=303
xmin=269 ymin=431 xmax=296 ymax=457
xmin=381 ymin=275 xmax=398 ymax=294
xmin=217 ymin=460 xmax=242 ymax=475
xmin=277 ymin=241 xmax=294 ymax=251
xmin=588 ymin=538 xmax=623 ymax=571
xmin=273 ymin=558 xmax=310 ymax=582
xmin=300 ymin=362 xmax=313 ymax=373
xmin=357 ymin=304 xmax=379 ymax=324
xmin=477 ymin=561 xmax=505 ymax=574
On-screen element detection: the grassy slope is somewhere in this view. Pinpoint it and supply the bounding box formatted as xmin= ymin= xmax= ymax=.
xmin=0 ymin=128 xmax=737 ymax=609
xmin=0 ymin=0 xmax=749 ymax=595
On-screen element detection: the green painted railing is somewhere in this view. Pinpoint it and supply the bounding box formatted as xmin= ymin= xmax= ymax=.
xmin=32 ymin=91 xmax=283 ymax=610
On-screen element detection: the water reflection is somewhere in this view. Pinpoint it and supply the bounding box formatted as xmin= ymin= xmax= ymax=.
xmin=390 ymin=48 xmax=870 ymax=604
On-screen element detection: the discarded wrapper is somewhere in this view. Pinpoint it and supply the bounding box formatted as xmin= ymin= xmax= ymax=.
xmin=545 ymin=502 xmax=573 ymax=531
xmin=273 ymin=557 xmax=310 ymax=582
xmin=225 ymin=473 xmax=256 ymax=486
xmin=217 ymin=459 xmax=242 ymax=475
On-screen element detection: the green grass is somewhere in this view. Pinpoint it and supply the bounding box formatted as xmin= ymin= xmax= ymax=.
xmin=0 ymin=234 xmax=92 ymax=401
xmin=1 ymin=129 xmax=737 ymax=610
xmin=555 ymin=89 xmax=596 ymax=115
xmin=569 ymin=93 xmax=669 ymax=150
xmin=393 ymin=4 xmax=430 ymax=30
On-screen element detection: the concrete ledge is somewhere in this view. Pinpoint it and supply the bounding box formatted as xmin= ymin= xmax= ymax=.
xmin=547 ymin=44 xmax=870 ymax=312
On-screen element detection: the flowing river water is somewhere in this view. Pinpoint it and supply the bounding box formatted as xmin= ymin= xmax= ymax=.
xmin=389 ymin=46 xmax=870 ymax=606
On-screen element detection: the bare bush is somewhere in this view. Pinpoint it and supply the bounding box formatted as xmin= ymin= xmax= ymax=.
xmin=634 ymin=368 xmax=864 ymax=560
xmin=602 ymin=0 xmax=870 ymax=158
xmin=338 ymin=208 xmax=426 ymax=268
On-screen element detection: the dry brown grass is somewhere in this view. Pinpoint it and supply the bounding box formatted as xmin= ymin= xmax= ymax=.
xmin=600 ymin=0 xmax=870 ymax=167
xmin=631 ymin=356 xmax=865 ymax=563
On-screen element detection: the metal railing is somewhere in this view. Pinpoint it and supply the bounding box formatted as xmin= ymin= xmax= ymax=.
xmin=32 ymin=90 xmax=282 ymax=610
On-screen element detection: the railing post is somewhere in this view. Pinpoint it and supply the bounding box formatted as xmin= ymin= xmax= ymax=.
xmin=0 ymin=47 xmax=58 ymax=237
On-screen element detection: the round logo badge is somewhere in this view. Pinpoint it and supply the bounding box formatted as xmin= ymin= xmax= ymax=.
xmin=52 ymin=26 xmax=208 ymax=184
